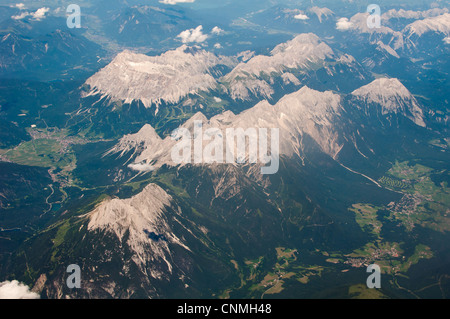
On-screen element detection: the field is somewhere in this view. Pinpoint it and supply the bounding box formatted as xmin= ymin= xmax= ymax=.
xmin=383 ymin=161 xmax=450 ymax=232
xmin=349 ymin=204 xmax=383 ymax=235
xmin=2 ymin=138 xmax=75 ymax=169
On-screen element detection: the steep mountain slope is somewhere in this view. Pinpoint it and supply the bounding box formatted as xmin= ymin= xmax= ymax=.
xmin=222 ymin=33 xmax=333 ymax=100
xmin=351 ymin=78 xmax=425 ymax=127
xmin=85 ymin=45 xmax=235 ymax=112
xmin=338 ymin=12 xmax=450 ymax=58
xmin=82 ymin=33 xmax=370 ymax=118
xmin=88 ymin=183 xmax=189 ymax=277
xmin=0 ymin=162 xmax=53 ymax=274
xmin=403 ymin=13 xmax=450 ymax=38
xmin=107 ymin=86 xmax=344 ymax=173
xmin=0 ymin=30 xmax=105 ymax=80
xmin=8 ymin=137 xmax=403 ymax=299
xmin=402 ymin=13 xmax=450 ymax=56
xmin=1 ymin=4 xmax=448 ymax=299
xmin=108 ymin=77 xmax=427 ymax=176
xmin=103 ymin=5 xmax=195 ymax=47
xmin=221 ymin=33 xmax=367 ymax=101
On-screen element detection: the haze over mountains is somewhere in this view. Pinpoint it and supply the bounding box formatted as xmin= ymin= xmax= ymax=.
xmin=0 ymin=0 xmax=449 ymax=299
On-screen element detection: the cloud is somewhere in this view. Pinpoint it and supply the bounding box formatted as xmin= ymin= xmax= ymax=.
xmin=32 ymin=7 xmax=50 ymax=20
xmin=128 ymin=163 xmax=155 ymax=172
xmin=12 ymin=3 xmax=25 ymax=9
xmin=214 ymin=43 xmax=222 ymax=49
xmin=0 ymin=280 xmax=40 ymax=299
xmin=211 ymin=26 xmax=224 ymax=35
xmin=294 ymin=13 xmax=309 ymax=20
xmin=444 ymin=37 xmax=450 ymax=44
xmin=177 ymin=25 xmax=208 ymax=43
xmin=11 ymin=12 xmax=29 ymax=20
xmin=336 ymin=17 xmax=354 ymax=31
xmin=11 ymin=7 xmax=49 ymax=21
xmin=159 ymin=0 xmax=195 ymax=4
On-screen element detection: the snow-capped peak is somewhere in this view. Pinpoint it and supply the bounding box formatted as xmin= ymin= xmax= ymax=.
xmin=223 ymin=33 xmax=334 ymax=100
xmin=352 ymin=78 xmax=425 ymax=126
xmin=403 ymin=13 xmax=450 ymax=37
xmin=85 ymin=45 xmax=235 ymax=111
xmin=233 ymin=33 xmax=334 ymax=77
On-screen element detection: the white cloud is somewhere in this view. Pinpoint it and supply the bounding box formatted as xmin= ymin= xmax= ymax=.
xmin=294 ymin=13 xmax=309 ymax=20
xmin=177 ymin=25 xmax=208 ymax=43
xmin=0 ymin=280 xmax=40 ymax=299
xmin=11 ymin=7 xmax=49 ymax=21
xmin=128 ymin=163 xmax=155 ymax=172
xmin=214 ymin=43 xmax=222 ymax=49
xmin=444 ymin=37 xmax=450 ymax=44
xmin=31 ymin=7 xmax=49 ymax=21
xmin=159 ymin=0 xmax=195 ymax=4
xmin=12 ymin=3 xmax=25 ymax=9
xmin=211 ymin=26 xmax=224 ymax=35
xmin=336 ymin=17 xmax=354 ymax=31
xmin=11 ymin=12 xmax=29 ymax=20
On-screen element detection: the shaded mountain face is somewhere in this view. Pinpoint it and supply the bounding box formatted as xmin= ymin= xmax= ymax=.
xmin=87 ymin=183 xmax=191 ymax=280
xmin=0 ymin=29 xmax=105 ymax=80
xmin=0 ymin=2 xmax=449 ymax=300
xmin=103 ymin=5 xmax=195 ymax=47
xmin=351 ymin=78 xmax=425 ymax=127
xmin=335 ymin=11 xmax=450 ymax=59
xmin=7 ymin=127 xmax=412 ymax=299
xmin=0 ymin=118 xmax=30 ymax=148
xmin=0 ymin=162 xmax=54 ymax=274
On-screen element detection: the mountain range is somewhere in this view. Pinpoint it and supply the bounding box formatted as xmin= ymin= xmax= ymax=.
xmin=0 ymin=1 xmax=449 ymax=300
